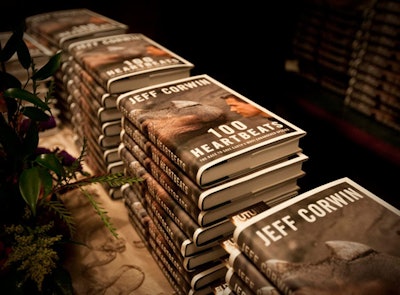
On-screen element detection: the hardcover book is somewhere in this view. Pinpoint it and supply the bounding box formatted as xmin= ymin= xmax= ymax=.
xmin=120 ymin=130 xmax=306 ymax=226
xmin=233 ymin=177 xmax=400 ymax=295
xmin=67 ymin=33 xmax=194 ymax=93
xmin=122 ymin=117 xmax=307 ymax=211
xmin=117 ymin=74 xmax=306 ymax=188
xmin=25 ymin=8 xmax=128 ymax=51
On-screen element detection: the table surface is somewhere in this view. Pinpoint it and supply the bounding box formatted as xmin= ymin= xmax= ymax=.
xmin=39 ymin=126 xmax=175 ymax=295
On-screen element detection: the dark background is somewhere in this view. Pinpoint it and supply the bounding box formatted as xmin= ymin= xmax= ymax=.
xmin=1 ymin=1 xmax=398 ymax=208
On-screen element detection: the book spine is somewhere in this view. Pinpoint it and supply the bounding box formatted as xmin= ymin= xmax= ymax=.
xmin=122 ymin=184 xmax=151 ymax=229
xmin=122 ymin=118 xmax=203 ymax=207
xmin=123 ymin=178 xmax=192 ymax=264
xmin=123 ymin=168 xmax=207 ymax=257
xmin=126 ymin=209 xmax=150 ymax=247
xmin=229 ymin=248 xmax=279 ymax=295
xmin=148 ymin=235 xmax=192 ymax=292
xmin=147 ymin=244 xmax=187 ymax=295
xmin=69 ymin=57 xmax=107 ymax=99
xmin=121 ymin=130 xmax=201 ymax=220
xmin=147 ymin=216 xmax=187 ymax=273
xmin=119 ymin=145 xmax=202 ymax=242
xmin=143 ymin=188 xmax=192 ymax=256
xmin=225 ymin=267 xmax=256 ymax=295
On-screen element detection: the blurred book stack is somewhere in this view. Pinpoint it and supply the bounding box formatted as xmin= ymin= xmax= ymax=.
xmin=24 ymin=8 xmax=129 ymax=129
xmin=291 ymin=2 xmax=369 ymax=97
xmin=345 ymin=0 xmax=400 ymax=132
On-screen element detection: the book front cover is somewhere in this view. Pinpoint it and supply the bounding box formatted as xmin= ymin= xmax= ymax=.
xmin=26 ymin=8 xmax=128 ymax=48
xmin=69 ymin=33 xmax=193 ymax=92
xmin=117 ymin=74 xmax=306 ymax=186
xmin=233 ymin=177 xmax=400 ymax=295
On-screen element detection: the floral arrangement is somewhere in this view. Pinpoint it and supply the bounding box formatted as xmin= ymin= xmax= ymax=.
xmin=0 ymin=26 xmax=139 ymax=294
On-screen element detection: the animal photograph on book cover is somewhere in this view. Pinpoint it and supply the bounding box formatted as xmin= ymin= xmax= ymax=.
xmin=68 ymin=33 xmax=194 ymax=93
xmin=25 ymin=8 xmax=128 ymax=50
xmin=117 ymin=74 xmax=306 ymax=187
xmin=233 ymin=177 xmax=400 ymax=295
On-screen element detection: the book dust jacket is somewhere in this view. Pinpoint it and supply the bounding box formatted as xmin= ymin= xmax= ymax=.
xmin=117 ymin=74 xmax=306 ymax=187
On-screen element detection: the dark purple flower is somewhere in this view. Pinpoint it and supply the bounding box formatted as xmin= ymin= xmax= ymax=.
xmin=38 ymin=116 xmax=56 ymax=131
xmin=57 ymin=150 xmax=81 ymax=169
xmin=19 ymin=118 xmax=31 ymax=134
xmin=35 ymin=147 xmax=52 ymax=155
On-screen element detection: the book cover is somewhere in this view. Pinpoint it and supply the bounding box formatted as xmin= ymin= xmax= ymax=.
xmin=68 ymin=33 xmax=194 ymax=93
xmin=25 ymin=8 xmax=128 ymax=50
xmin=122 ymin=117 xmax=306 ymax=210
xmin=117 ymin=74 xmax=306 ymax=188
xmin=233 ymin=177 xmax=400 ymax=295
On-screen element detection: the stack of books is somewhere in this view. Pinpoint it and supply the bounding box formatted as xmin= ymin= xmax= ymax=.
xmin=225 ymin=177 xmax=400 ymax=295
xmin=63 ymin=32 xmax=193 ymax=199
xmin=116 ymin=74 xmax=308 ymax=294
xmin=25 ymin=9 xmax=194 ymax=199
xmin=345 ymin=0 xmax=400 ymax=132
xmin=291 ymin=2 xmax=368 ymax=97
xmin=24 ymin=8 xmax=129 ymax=126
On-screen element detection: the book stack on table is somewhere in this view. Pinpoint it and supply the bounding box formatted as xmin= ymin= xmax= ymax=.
xmin=25 ymin=8 xmax=129 ymax=126
xmin=25 ymin=9 xmax=194 ymax=199
xmin=116 ymin=74 xmax=308 ymax=294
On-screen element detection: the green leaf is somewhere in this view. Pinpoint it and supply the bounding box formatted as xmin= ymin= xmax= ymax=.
xmin=0 ymin=71 xmax=22 ymax=90
xmin=36 ymin=153 xmax=65 ymax=177
xmin=4 ymin=88 xmax=50 ymax=111
xmin=19 ymin=166 xmax=41 ymax=216
xmin=22 ymin=106 xmax=50 ymax=121
xmin=16 ymin=38 xmax=32 ymax=69
xmin=31 ymin=51 xmax=62 ymax=81
xmin=37 ymin=167 xmax=53 ymax=197
xmin=0 ymin=29 xmax=22 ymax=62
